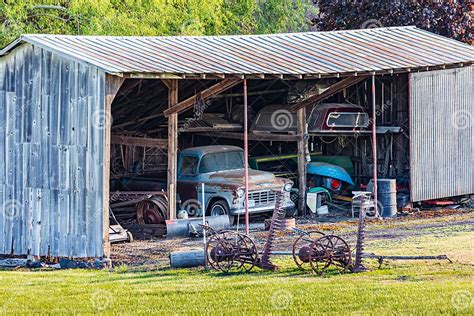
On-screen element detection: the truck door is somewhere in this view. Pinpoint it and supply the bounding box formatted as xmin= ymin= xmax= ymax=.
xmin=177 ymin=155 xmax=200 ymax=204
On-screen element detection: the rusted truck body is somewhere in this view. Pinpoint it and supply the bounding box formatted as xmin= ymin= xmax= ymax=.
xmin=177 ymin=145 xmax=295 ymax=220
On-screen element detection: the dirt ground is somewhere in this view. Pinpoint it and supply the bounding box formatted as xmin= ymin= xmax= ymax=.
xmin=111 ymin=209 xmax=474 ymax=268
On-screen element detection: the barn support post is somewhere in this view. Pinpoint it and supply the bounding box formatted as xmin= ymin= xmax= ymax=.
xmin=243 ymin=79 xmax=249 ymax=235
xmin=371 ymin=75 xmax=379 ymax=217
xmin=296 ymin=107 xmax=308 ymax=216
xmin=167 ymin=80 xmax=179 ymax=220
xmin=103 ymin=74 xmax=125 ymax=258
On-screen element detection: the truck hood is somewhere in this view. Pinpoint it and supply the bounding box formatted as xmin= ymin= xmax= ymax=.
xmin=208 ymin=168 xmax=288 ymax=190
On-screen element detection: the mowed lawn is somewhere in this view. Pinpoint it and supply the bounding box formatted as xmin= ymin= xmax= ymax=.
xmin=1 ymin=221 xmax=473 ymax=314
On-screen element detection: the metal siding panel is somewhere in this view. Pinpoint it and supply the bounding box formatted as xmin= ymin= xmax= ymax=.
xmin=410 ymin=66 xmax=474 ymax=201
xmin=0 ymin=44 xmax=106 ymax=258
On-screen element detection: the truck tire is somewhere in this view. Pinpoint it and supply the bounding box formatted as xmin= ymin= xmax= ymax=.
xmin=209 ymin=200 xmax=236 ymax=225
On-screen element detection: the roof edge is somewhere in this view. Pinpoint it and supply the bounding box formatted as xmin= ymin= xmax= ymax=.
xmin=17 ymin=25 xmax=418 ymax=41
xmin=0 ymin=35 xmax=119 ymax=75
xmin=0 ymin=37 xmax=24 ymax=56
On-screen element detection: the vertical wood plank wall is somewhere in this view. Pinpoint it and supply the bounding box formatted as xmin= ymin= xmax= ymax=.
xmin=0 ymin=44 xmax=106 ymax=257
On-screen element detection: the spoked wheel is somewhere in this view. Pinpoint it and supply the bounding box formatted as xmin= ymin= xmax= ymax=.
xmin=136 ymin=197 xmax=168 ymax=225
xmin=308 ymin=235 xmax=352 ymax=275
xmin=292 ymin=231 xmax=325 ymax=270
xmin=111 ymin=157 xmax=126 ymax=175
xmin=234 ymin=234 xmax=258 ymax=272
xmin=206 ymin=231 xmax=241 ymax=273
xmin=326 ymin=235 xmax=352 ymax=273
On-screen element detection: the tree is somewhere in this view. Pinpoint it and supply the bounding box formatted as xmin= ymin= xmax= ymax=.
xmin=313 ymin=0 xmax=472 ymax=44
xmin=0 ymin=0 xmax=316 ymax=47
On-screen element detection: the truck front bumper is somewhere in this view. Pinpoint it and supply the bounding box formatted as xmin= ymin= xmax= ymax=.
xmin=229 ymin=200 xmax=295 ymax=216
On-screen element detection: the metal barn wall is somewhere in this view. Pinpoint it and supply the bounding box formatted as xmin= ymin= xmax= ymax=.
xmin=410 ymin=66 xmax=473 ymax=202
xmin=0 ymin=44 xmax=106 ymax=257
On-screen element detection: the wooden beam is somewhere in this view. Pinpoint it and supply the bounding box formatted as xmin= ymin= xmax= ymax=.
xmin=163 ymin=79 xmax=242 ymax=117
xmin=103 ymin=74 xmax=125 ymax=258
xmin=167 ymin=80 xmax=179 ymax=220
xmin=292 ymin=76 xmax=369 ymax=111
xmin=212 ymin=88 xmax=287 ymax=98
xmin=197 ymin=131 xmax=301 ymax=142
xmin=161 ymin=79 xmax=172 ymax=89
xmin=296 ymin=107 xmax=307 ymax=217
xmin=111 ymin=135 xmax=168 ymax=148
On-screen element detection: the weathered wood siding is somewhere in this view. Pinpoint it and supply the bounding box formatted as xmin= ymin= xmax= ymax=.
xmin=0 ymin=44 xmax=106 ymax=257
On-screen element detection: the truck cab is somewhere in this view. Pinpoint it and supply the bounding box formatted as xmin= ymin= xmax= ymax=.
xmin=177 ymin=145 xmax=295 ymax=221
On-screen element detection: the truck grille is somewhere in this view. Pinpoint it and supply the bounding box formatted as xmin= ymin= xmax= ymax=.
xmin=248 ymin=190 xmax=277 ymax=206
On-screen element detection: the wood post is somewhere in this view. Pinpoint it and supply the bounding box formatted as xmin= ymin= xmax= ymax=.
xmin=167 ymin=80 xmax=179 ymax=220
xmin=103 ymin=74 xmax=125 ymax=258
xmin=296 ymin=107 xmax=307 ymax=216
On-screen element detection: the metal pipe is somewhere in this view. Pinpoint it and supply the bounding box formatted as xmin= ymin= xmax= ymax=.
xmin=371 ymin=75 xmax=379 ymax=217
xmin=166 ymin=215 xmax=230 ymax=238
xmin=243 ymin=79 xmax=250 ymax=236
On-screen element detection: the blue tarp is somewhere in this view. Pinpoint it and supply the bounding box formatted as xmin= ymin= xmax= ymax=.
xmin=307 ymin=162 xmax=355 ymax=185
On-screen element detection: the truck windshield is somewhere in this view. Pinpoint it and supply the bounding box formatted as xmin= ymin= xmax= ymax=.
xmin=199 ymin=151 xmax=244 ymax=173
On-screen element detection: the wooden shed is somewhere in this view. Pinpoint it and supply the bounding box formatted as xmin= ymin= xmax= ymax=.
xmin=0 ymin=26 xmax=472 ymax=259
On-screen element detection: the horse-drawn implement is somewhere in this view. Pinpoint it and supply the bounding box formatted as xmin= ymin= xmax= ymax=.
xmin=202 ymin=190 xmax=369 ymax=275
xmin=200 ymin=190 xmax=450 ymax=275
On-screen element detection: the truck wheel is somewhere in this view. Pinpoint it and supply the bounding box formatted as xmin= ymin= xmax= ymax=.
xmin=209 ymin=200 xmax=236 ymax=225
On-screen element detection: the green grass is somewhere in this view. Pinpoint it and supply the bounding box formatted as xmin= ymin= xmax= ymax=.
xmin=1 ymin=222 xmax=473 ymax=314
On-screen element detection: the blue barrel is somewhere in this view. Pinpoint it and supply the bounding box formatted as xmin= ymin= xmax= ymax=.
xmin=368 ymin=179 xmax=397 ymax=217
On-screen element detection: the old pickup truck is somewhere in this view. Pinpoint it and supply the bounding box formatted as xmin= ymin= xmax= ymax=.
xmin=177 ymin=145 xmax=295 ymax=222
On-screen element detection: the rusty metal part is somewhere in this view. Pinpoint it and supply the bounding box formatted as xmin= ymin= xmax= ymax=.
xmin=353 ymin=202 xmax=368 ymax=272
xmin=352 ymin=192 xmax=370 ymax=272
xmin=362 ymin=254 xmax=452 ymax=268
xmin=259 ymin=190 xmax=286 ymax=271
xmin=292 ymin=230 xmax=325 ymax=270
xmin=13 ymin=28 xmax=474 ymax=79
xmin=111 ymin=156 xmax=126 ymax=175
xmin=136 ymin=196 xmax=168 ymax=225
xmin=205 ymin=230 xmax=258 ymax=273
xmin=308 ymin=235 xmax=352 ymax=275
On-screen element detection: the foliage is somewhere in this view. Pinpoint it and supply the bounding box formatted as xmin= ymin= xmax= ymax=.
xmin=313 ymin=0 xmax=472 ymax=43
xmin=0 ymin=0 xmax=316 ymax=47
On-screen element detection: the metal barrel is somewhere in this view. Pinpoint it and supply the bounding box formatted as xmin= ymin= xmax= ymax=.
xmin=376 ymin=179 xmax=397 ymax=217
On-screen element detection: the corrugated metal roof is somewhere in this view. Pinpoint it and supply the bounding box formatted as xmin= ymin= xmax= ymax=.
xmin=1 ymin=26 xmax=473 ymax=78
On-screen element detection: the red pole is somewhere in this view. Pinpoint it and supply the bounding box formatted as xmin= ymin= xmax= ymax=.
xmin=243 ymin=79 xmax=250 ymax=236
xmin=371 ymin=75 xmax=379 ymax=217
